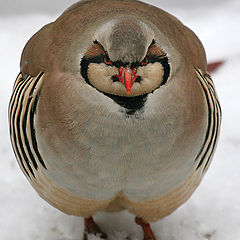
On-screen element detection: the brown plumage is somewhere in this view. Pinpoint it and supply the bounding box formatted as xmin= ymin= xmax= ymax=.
xmin=9 ymin=1 xmax=221 ymax=239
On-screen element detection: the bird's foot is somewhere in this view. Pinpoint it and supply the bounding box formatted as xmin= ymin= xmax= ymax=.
xmin=135 ymin=217 xmax=157 ymax=240
xmin=83 ymin=216 xmax=107 ymax=240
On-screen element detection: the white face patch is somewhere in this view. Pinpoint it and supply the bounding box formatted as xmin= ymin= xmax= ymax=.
xmin=87 ymin=62 xmax=164 ymax=97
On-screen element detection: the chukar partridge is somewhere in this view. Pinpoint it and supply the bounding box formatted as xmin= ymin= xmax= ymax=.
xmin=9 ymin=0 xmax=221 ymax=239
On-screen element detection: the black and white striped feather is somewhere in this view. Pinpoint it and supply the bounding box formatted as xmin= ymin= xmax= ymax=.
xmin=9 ymin=72 xmax=46 ymax=179
xmin=194 ymin=68 xmax=221 ymax=173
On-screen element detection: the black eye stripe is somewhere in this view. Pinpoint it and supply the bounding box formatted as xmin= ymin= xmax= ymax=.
xmin=83 ymin=50 xmax=167 ymax=68
xmin=83 ymin=55 xmax=104 ymax=64
xmin=81 ymin=53 xmax=170 ymax=86
xmin=147 ymin=54 xmax=167 ymax=63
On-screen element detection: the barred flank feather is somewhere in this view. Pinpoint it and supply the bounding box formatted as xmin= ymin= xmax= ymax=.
xmin=194 ymin=68 xmax=221 ymax=172
xmin=9 ymin=72 xmax=46 ymax=179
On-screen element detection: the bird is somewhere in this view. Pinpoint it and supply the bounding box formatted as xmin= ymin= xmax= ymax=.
xmin=8 ymin=0 xmax=221 ymax=239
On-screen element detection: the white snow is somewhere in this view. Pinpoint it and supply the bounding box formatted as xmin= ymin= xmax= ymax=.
xmin=1 ymin=0 xmax=240 ymax=239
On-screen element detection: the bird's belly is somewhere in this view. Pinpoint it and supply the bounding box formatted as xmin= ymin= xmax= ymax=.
xmin=30 ymin=164 xmax=203 ymax=221
xmin=36 ymin=111 xmax=203 ymax=203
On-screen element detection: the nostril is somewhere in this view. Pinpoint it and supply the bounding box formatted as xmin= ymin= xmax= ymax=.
xmin=112 ymin=75 xmax=142 ymax=84
xmin=135 ymin=76 xmax=142 ymax=83
xmin=111 ymin=76 xmax=119 ymax=82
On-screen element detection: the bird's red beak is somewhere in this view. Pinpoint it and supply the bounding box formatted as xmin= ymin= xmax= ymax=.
xmin=115 ymin=67 xmax=138 ymax=95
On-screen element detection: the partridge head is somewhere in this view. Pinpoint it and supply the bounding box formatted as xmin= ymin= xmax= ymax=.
xmin=81 ymin=18 xmax=168 ymax=96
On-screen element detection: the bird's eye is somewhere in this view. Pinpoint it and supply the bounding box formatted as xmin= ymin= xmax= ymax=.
xmin=104 ymin=52 xmax=113 ymax=66
xmin=140 ymin=56 xmax=148 ymax=66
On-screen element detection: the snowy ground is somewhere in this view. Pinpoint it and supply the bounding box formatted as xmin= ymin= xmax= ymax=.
xmin=1 ymin=0 xmax=240 ymax=239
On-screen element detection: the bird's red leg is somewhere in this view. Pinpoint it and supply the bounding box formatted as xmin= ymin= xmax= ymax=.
xmin=83 ymin=216 xmax=107 ymax=240
xmin=135 ymin=217 xmax=157 ymax=240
